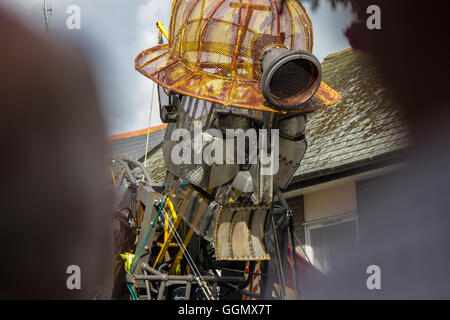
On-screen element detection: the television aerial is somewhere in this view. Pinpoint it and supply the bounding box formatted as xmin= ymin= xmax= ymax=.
xmin=42 ymin=0 xmax=53 ymax=32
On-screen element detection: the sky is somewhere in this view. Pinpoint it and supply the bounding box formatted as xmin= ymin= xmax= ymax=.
xmin=0 ymin=0 xmax=356 ymax=135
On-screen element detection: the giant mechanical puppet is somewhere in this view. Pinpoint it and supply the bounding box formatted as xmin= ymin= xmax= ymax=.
xmin=111 ymin=0 xmax=341 ymax=300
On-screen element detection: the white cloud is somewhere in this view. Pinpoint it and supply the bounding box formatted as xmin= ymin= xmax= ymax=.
xmin=131 ymin=0 xmax=172 ymax=132
xmin=306 ymin=1 xmax=356 ymax=62
xmin=137 ymin=0 xmax=167 ymax=48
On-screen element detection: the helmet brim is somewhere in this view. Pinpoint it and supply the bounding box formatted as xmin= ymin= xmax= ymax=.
xmin=136 ymin=44 xmax=341 ymax=113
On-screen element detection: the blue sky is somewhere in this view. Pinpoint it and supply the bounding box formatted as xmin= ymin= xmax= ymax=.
xmin=0 ymin=0 xmax=355 ymax=135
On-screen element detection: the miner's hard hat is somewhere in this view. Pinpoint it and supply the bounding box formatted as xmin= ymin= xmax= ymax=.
xmin=136 ymin=0 xmax=341 ymax=113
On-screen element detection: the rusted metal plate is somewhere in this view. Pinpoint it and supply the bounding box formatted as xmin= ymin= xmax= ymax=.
xmin=168 ymin=179 xmax=271 ymax=261
xmin=215 ymin=205 xmax=270 ymax=261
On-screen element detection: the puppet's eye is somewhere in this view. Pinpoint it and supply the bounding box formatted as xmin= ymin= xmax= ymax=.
xmin=214 ymin=114 xmax=253 ymax=133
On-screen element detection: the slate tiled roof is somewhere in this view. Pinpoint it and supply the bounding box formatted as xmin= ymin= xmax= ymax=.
xmin=109 ymin=49 xmax=409 ymax=186
xmin=108 ymin=124 xmax=167 ymax=161
xmin=108 ymin=124 xmax=167 ymax=183
xmin=293 ymin=48 xmax=409 ymax=181
xmin=142 ymin=148 xmax=166 ymax=183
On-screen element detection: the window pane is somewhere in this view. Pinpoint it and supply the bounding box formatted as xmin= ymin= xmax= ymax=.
xmin=310 ymin=220 xmax=357 ymax=274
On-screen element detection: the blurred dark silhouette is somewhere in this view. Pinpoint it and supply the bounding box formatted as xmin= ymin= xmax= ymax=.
xmin=0 ymin=9 xmax=113 ymax=299
xmin=302 ymin=0 xmax=450 ymax=299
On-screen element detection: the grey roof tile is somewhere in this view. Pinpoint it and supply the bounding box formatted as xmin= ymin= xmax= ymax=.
xmin=108 ymin=127 xmax=167 ymax=182
xmin=295 ymin=49 xmax=409 ymax=179
xmin=109 ymin=128 xmax=166 ymax=161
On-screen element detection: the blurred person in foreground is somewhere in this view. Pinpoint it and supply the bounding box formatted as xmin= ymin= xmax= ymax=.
xmin=0 ymin=8 xmax=113 ymax=299
xmin=303 ymin=0 xmax=450 ymax=299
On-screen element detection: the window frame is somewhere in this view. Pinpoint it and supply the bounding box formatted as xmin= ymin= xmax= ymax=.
xmin=303 ymin=211 xmax=359 ymax=272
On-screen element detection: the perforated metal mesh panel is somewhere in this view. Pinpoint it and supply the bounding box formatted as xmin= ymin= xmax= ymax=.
xmin=136 ymin=0 xmax=341 ymax=113
xmin=268 ymin=59 xmax=320 ymax=106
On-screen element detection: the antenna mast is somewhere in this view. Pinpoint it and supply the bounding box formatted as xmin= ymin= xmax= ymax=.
xmin=42 ymin=0 xmax=53 ymax=32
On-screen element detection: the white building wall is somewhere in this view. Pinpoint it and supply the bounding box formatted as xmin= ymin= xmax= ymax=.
xmin=304 ymin=181 xmax=357 ymax=222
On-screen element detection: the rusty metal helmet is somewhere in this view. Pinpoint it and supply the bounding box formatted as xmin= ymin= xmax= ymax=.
xmin=136 ymin=0 xmax=341 ymax=113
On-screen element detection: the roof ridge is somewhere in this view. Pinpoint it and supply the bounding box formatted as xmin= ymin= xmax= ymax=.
xmin=108 ymin=124 xmax=168 ymax=141
xmin=323 ymin=47 xmax=354 ymax=61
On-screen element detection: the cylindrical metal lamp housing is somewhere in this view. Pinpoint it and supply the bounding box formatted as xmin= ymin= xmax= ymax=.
xmin=261 ymin=48 xmax=322 ymax=111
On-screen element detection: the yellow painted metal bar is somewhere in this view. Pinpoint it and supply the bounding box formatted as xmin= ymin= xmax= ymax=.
xmin=156 ymin=21 xmax=169 ymax=42
xmin=156 ymin=242 xmax=179 ymax=248
xmin=110 ymin=166 xmax=117 ymax=186
xmin=168 ymin=228 xmax=195 ymax=275
xmin=168 ymin=199 xmax=208 ymax=275
xmin=153 ymin=198 xmax=182 ymax=268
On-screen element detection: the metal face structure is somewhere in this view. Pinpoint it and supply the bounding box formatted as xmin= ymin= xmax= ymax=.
xmin=159 ymin=90 xmax=307 ymax=261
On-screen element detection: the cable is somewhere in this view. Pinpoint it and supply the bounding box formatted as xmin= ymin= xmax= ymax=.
xmin=126 ymin=193 xmax=168 ymax=300
xmin=144 ymin=82 xmax=156 ymax=170
xmin=129 ymin=201 xmax=164 ymax=273
xmin=161 ymin=207 xmax=215 ymax=300
xmin=130 ymin=184 xmax=173 ymax=273
xmin=127 ymin=283 xmax=139 ymax=300
xmin=161 ymin=208 xmax=214 ymax=300
xmin=293 ymin=232 xmax=313 ymax=265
